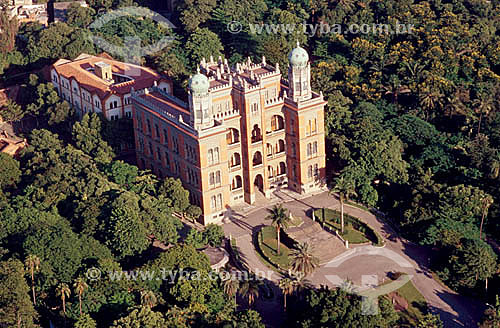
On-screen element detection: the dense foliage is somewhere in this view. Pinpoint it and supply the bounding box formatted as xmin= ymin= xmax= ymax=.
xmin=1 ymin=0 xmax=500 ymax=326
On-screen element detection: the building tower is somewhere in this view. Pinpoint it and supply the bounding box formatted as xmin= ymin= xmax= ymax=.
xmin=288 ymin=41 xmax=312 ymax=102
xmin=188 ymin=68 xmax=213 ymax=130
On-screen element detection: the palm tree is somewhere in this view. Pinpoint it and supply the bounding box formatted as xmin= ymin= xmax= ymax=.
xmin=24 ymin=254 xmax=40 ymax=305
xmin=239 ymin=279 xmax=261 ymax=307
xmin=479 ymin=195 xmax=494 ymax=240
xmin=330 ymin=176 xmax=357 ymax=233
xmin=291 ymin=275 xmax=313 ymax=300
xmin=337 ymin=0 xmax=355 ymax=11
xmin=382 ymin=77 xmax=411 ymax=104
xmin=419 ymin=88 xmax=444 ymax=120
xmin=56 ymin=283 xmax=71 ymax=316
xmin=290 ymin=242 xmax=319 ymax=277
xmin=278 ymin=277 xmax=295 ymax=310
xmin=265 ymin=204 xmax=291 ymax=254
xmin=473 ymin=93 xmax=494 ymax=135
xmin=140 ymin=290 xmax=157 ymax=308
xmin=73 ymin=277 xmax=88 ymax=316
xmin=223 ymin=274 xmax=240 ymax=304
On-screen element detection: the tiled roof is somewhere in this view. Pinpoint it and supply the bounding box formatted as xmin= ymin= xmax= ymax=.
xmin=52 ymin=53 xmax=165 ymax=101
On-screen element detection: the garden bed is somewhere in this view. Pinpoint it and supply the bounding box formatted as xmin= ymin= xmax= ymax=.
xmin=314 ymin=208 xmax=384 ymax=246
xmin=256 ymin=226 xmax=290 ymax=271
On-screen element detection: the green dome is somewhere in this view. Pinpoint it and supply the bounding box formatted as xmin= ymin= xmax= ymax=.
xmin=288 ymin=42 xmax=309 ymax=67
xmin=189 ymin=70 xmax=209 ymax=94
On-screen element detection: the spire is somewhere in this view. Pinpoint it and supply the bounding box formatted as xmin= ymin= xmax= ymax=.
xmin=296 ymin=40 xmax=300 ymax=47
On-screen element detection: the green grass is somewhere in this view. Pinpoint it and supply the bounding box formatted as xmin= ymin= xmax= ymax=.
xmin=259 ymin=226 xmax=290 ymax=270
xmin=315 ymin=208 xmax=383 ymax=245
xmin=325 ymin=221 xmax=369 ymax=244
xmin=381 ymin=274 xmax=428 ymax=326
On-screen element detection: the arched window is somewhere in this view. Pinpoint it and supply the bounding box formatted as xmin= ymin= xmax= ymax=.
xmin=251 ymin=125 xmax=262 ymax=143
xmin=208 ymin=149 xmax=213 ymax=165
xmin=266 ymin=143 xmax=273 ymax=156
xmin=232 ymin=175 xmax=242 ymax=190
xmin=227 ymin=128 xmax=240 ymax=144
xmin=230 ymin=152 xmax=241 ymax=168
xmin=253 ymin=151 xmax=262 ymax=166
xmin=214 ymin=147 xmax=219 ymax=163
xmin=270 ymin=115 xmax=284 ymax=132
xmin=278 ymin=162 xmax=286 ymax=175
xmin=268 ymin=165 xmax=274 ymax=178
xmin=277 ymin=139 xmax=285 ymax=153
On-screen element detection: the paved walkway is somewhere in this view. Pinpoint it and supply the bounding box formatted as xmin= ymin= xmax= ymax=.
xmin=222 ymin=191 xmax=483 ymax=328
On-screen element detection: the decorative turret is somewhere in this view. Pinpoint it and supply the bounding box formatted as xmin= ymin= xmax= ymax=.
xmin=188 ymin=68 xmax=213 ymax=130
xmin=288 ymin=41 xmax=312 ymax=102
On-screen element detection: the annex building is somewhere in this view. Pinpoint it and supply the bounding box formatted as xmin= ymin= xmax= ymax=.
xmin=132 ymin=43 xmax=326 ymax=224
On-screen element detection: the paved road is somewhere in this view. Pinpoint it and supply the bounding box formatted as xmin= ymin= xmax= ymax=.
xmin=223 ymin=191 xmax=483 ymax=328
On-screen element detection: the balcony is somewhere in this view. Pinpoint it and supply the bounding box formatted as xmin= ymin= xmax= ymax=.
xmin=229 ymin=164 xmax=241 ymax=172
xmin=266 ymin=128 xmax=285 ymax=136
xmin=228 ymin=141 xmax=241 ymax=149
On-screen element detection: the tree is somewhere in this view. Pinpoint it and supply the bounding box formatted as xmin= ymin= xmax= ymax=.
xmin=66 ymin=3 xmax=96 ymax=28
xmin=185 ymin=28 xmax=224 ymax=65
xmin=178 ymin=0 xmax=217 ymax=32
xmin=0 ymin=153 xmax=21 ymax=190
xmin=290 ymin=242 xmax=319 ymax=277
xmin=24 ymin=255 xmax=40 ymax=305
xmin=106 ymin=206 xmax=150 ymax=259
xmin=479 ymin=295 xmax=500 ymax=328
xmin=479 ymin=195 xmax=494 ymax=240
xmin=75 ymin=313 xmax=97 ymax=328
xmin=265 ymin=204 xmax=291 ymax=254
xmin=278 ymin=277 xmax=295 ymax=310
xmin=0 ymin=0 xmax=18 ymax=53
xmin=73 ymin=277 xmax=88 ymax=316
xmin=417 ymin=313 xmax=443 ymax=328
xmin=47 ymin=101 xmax=73 ymax=127
xmin=223 ymin=274 xmax=239 ymax=304
xmin=72 ymin=113 xmax=114 ymax=163
xmin=330 ymin=175 xmax=357 ymax=233
xmin=158 ymin=177 xmax=190 ymax=214
xmin=186 ymin=205 xmax=202 ymax=222
xmin=1 ymin=99 xmax=24 ymax=124
xmin=110 ymin=306 xmax=166 ymax=328
xmin=106 ymin=160 xmax=138 ymax=186
xmin=0 ymin=259 xmax=38 ymax=328
xmin=56 ymin=283 xmax=71 ymax=316
xmin=140 ymin=290 xmax=157 ymax=308
xmin=239 ymin=279 xmax=261 ymax=307
xmin=288 ymin=286 xmax=398 ymax=327
xmin=203 ymin=223 xmax=225 ymax=247
xmin=233 ymin=309 xmax=265 ymax=328
xmin=448 ymin=238 xmax=497 ymax=290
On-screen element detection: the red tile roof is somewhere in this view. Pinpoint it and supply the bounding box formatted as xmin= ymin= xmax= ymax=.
xmin=52 ymin=53 xmax=167 ymax=101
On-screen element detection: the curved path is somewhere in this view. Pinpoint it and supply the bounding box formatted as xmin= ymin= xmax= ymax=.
xmin=222 ymin=191 xmax=483 ymax=328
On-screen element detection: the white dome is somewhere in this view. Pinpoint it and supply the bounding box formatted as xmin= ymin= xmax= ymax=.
xmin=288 ymin=41 xmax=309 ymax=67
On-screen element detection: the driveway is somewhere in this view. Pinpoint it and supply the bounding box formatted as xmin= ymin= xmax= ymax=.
xmin=222 ymin=191 xmax=483 ymax=328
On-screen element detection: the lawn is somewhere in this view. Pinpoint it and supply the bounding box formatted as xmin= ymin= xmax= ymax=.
xmin=315 ymin=208 xmax=376 ymax=244
xmin=259 ymin=226 xmax=290 ymax=270
xmin=382 ymin=274 xmax=428 ymax=326
xmin=326 ymin=221 xmax=369 ymax=244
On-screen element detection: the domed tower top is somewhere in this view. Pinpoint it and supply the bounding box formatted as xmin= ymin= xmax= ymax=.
xmin=288 ymin=41 xmax=309 ymax=67
xmin=188 ymin=68 xmax=209 ymax=94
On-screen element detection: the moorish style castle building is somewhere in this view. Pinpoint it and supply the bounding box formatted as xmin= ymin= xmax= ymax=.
xmin=132 ymin=43 xmax=326 ymax=224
